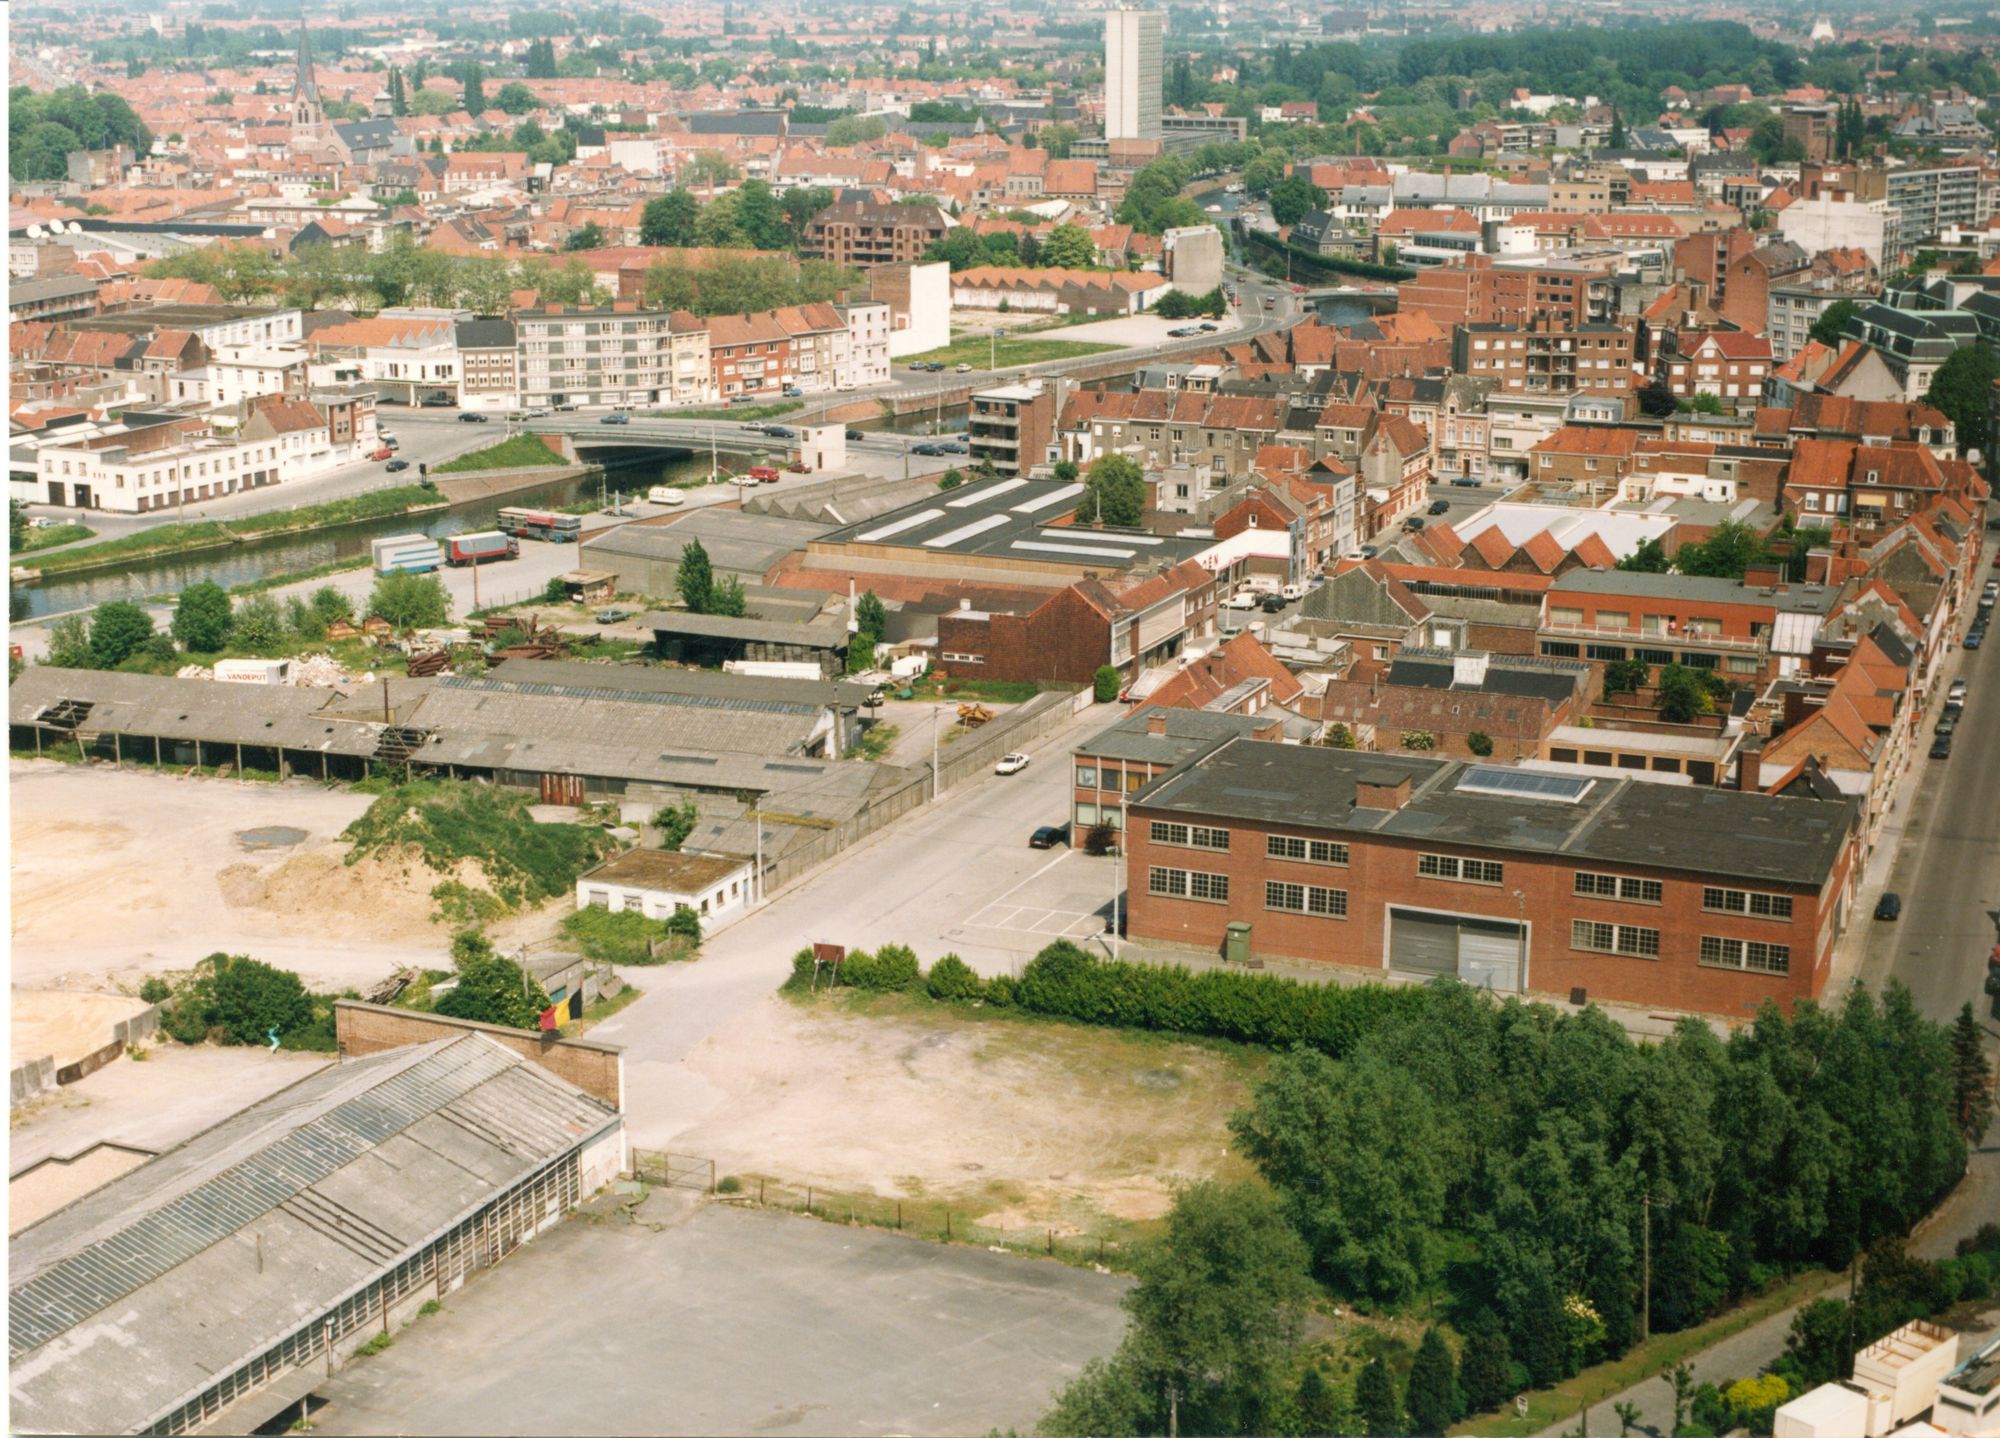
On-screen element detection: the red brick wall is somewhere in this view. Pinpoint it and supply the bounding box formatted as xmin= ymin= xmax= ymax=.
xmin=334 ymin=1001 xmax=623 ymax=1110
xmin=937 ymin=586 xmax=1112 ymax=684
xmin=1122 ymin=808 xmax=1849 ymax=1015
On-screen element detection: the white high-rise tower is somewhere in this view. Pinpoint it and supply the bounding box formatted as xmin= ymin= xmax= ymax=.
xmin=1104 ymin=7 xmax=1163 ymax=143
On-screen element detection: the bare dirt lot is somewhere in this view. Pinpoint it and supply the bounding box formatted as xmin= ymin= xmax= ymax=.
xmin=9 ymin=760 xmax=462 ymax=992
xmin=10 ymin=988 xmax=150 ymax=1068
xmin=671 ymin=992 xmax=1265 ymax=1240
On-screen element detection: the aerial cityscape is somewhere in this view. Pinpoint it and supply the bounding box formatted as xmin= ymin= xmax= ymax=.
xmin=6 ymin=0 xmax=2000 ymax=1432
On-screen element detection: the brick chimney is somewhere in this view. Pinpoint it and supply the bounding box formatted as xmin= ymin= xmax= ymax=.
xmin=1734 ymin=736 xmax=1763 ymax=792
xmin=1355 ymin=773 xmax=1412 ymax=811
xmin=1146 ymin=710 xmax=1169 ymax=735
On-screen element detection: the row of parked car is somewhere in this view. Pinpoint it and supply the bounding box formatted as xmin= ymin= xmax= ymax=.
xmin=1928 ymin=580 xmax=1994 ymax=762
xmin=1165 ymin=323 xmax=1222 ymax=338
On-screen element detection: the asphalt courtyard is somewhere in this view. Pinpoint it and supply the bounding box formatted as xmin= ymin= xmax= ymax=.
xmin=960 ymin=849 xmax=1116 ymax=946
xmin=312 ymin=1195 xmax=1131 ymax=1437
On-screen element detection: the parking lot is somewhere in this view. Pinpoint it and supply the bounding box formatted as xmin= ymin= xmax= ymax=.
xmin=313 ymin=1196 xmax=1131 ymax=1438
xmin=960 ymin=850 xmax=1115 ymax=946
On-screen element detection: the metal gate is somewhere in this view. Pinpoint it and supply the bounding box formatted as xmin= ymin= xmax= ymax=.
xmin=632 ymin=1150 xmax=715 ymax=1192
xmin=1387 ymin=909 xmax=1459 ymax=977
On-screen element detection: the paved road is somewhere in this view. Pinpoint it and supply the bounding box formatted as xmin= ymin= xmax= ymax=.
xmin=1851 ymin=549 xmax=2000 ymax=1023
xmin=590 ymin=701 xmax=1120 ymax=1152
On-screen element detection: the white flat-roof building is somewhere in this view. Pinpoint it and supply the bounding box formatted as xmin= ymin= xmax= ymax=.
xmin=577 ymin=849 xmax=755 ymax=927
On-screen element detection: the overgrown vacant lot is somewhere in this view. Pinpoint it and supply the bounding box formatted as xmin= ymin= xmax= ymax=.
xmin=672 ymin=991 xmax=1267 ymax=1243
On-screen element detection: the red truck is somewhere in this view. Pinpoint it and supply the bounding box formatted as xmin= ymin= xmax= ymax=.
xmin=445 ymin=530 xmax=520 ymax=566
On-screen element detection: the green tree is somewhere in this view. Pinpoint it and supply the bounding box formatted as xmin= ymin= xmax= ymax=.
xmin=494 ymin=81 xmax=537 ymax=115
xmin=937 ymin=468 xmax=963 ymax=490
xmin=89 ymin=600 xmax=155 ymax=669
xmin=676 ymin=536 xmax=716 ymax=613
xmin=1406 ymin=1327 xmax=1461 ymax=1435
xmin=641 ymin=258 xmax=699 ymax=311
xmin=309 ymin=585 xmax=355 ymax=627
xmin=171 ymin=580 xmax=234 ymax=653
xmin=1041 ymin=222 xmax=1098 ymax=269
xmin=1950 ymin=1003 xmax=1995 ymax=1143
xmin=388 ymin=67 xmax=408 ymax=116
xmin=15 ymin=121 xmax=84 ymax=182
xmin=1356 ymin=1355 xmax=1403 ymax=1437
xmin=1230 ymin=1047 xmax=1449 ymax=1303
xmin=1618 ymin=535 xmax=1671 ymax=573
xmin=1458 ymin=1313 xmax=1513 ymax=1414
xmin=682 ymin=150 xmax=738 ymax=187
xmin=734 ymin=179 xmax=789 ymax=250
xmin=42 ymin=614 xmax=95 ymax=669
xmin=1295 ymin=1366 xmax=1348 ymax=1437
xmin=1663 ymin=1362 xmax=1696 ymax=1437
xmin=1673 ymin=518 xmax=1767 ymax=578
xmin=1268 ymin=173 xmax=1327 ymax=228
xmin=455 ymin=62 xmax=486 ymax=114
xmin=855 ymin=590 xmax=887 ymax=640
xmin=1784 ymin=1298 xmax=1854 ymax=1387
xmin=209 ymin=953 xmax=313 ymax=1046
xmin=9 ymin=499 xmax=29 ymax=550
xmin=1925 ymin=344 xmax=1999 ymax=455
xmin=1075 ymin=454 xmax=1146 ymax=527
xmin=709 ymin=576 xmax=748 ymax=618
xmin=1094 ymin=664 xmax=1123 ymax=702
xmin=1656 ymin=663 xmax=1713 ymax=724
xmin=825 ymin=113 xmax=888 ymax=146
xmin=1038 ymin=121 xmax=1078 ymax=158
xmin=367 ymin=570 xmax=450 ymax=629
xmin=434 ymin=931 xmax=550 ymax=1029
xmin=230 ymin=593 xmax=289 ymax=653
xmin=565 ymin=221 xmax=606 ymax=251
xmin=1808 ymin=298 xmax=1859 ymax=348
xmin=924 ymin=227 xmax=988 ymax=271
xmin=410 ymin=86 xmax=457 ymax=116
xmin=1044 ymin=1182 xmax=1317 ymax=1438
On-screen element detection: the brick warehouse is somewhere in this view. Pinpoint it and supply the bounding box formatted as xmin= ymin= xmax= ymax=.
xmin=1122 ymin=739 xmax=1859 ymax=1016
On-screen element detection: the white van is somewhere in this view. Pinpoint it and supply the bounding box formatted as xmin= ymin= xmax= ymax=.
xmin=647 ymin=486 xmax=686 ymax=506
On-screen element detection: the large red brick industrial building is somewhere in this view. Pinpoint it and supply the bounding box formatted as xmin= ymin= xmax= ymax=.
xmin=1120 ymin=737 xmax=1859 ymax=1016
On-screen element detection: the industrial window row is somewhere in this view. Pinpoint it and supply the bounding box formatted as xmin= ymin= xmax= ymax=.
xmin=1148 ymin=867 xmax=1229 ymax=902
xmin=1573 ymin=871 xmax=1664 ymax=905
xmin=1150 ymin=821 xmax=1230 ymax=851
xmin=147 ymin=1154 xmax=582 ymax=1436
xmin=1570 ymin=920 xmax=1662 ymax=959
xmin=1266 ymin=881 xmax=1347 ymax=918
xmin=1267 ymin=835 xmax=1349 ymax=866
xmin=1698 ymin=935 xmax=1792 ymax=975
xmin=1701 ymin=887 xmax=1794 ymax=920
xmin=1417 ymin=853 xmax=1504 ymax=885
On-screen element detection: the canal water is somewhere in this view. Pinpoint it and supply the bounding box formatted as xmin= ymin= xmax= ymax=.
xmin=13 ymin=453 xmax=715 ymax=620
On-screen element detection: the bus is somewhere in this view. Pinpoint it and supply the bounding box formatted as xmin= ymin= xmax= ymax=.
xmin=495 ymin=507 xmax=583 ymax=543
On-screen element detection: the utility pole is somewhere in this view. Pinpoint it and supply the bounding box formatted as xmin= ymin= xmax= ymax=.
xmin=1641 ymin=1190 xmax=1652 ymax=1342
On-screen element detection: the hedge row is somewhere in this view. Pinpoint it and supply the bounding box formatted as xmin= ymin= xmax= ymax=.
xmin=785 ymin=939 xmax=1429 ymax=1057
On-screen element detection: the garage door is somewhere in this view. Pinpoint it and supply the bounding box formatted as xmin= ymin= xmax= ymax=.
xmin=1456 ymin=919 xmax=1520 ymax=992
xmin=1388 ymin=909 xmax=1460 ymax=977
xmin=1388 ymin=909 xmax=1522 ymax=989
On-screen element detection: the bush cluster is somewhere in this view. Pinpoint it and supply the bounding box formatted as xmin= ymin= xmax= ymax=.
xmin=560 ymin=905 xmax=700 ymax=965
xmin=154 ymin=953 xmax=342 ymax=1051
xmin=786 ymin=938 xmax=1426 ymax=1058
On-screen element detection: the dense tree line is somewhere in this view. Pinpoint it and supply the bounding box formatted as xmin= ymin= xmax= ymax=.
xmin=637 ymin=253 xmax=863 ymax=318
xmin=9 ymin=86 xmax=153 ymax=181
xmin=1037 ymin=977 xmax=1974 ymax=1434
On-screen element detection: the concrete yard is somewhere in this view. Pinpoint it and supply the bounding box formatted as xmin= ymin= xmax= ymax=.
xmin=313 ymin=1196 xmax=1131 ymax=1438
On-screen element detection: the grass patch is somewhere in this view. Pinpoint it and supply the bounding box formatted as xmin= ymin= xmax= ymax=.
xmin=432 ymin=434 xmax=567 ymax=474
xmin=852 ymin=723 xmax=898 ymax=762
xmin=27 ymin=487 xmax=445 ymax=575
xmin=903 ymin=336 xmax=1118 ymax=369
xmin=14 ymin=523 xmax=95 ymax=553
xmin=569 ymin=981 xmax=644 ymax=1033
xmin=354 ymin=1332 xmax=393 ymax=1358
xmin=900 ymin=672 xmax=1043 ymax=705
xmin=1449 ymin=1268 xmax=1847 ymax=1438
xmin=559 ymin=907 xmax=697 ymax=966
xmin=342 ymin=780 xmax=616 ymax=912
xmin=653 ymin=400 xmax=803 ymax=421
xmin=228 ymin=554 xmax=373 ymax=596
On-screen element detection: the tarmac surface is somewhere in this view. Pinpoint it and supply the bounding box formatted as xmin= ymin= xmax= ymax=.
xmin=312 ymin=1195 xmax=1131 ymax=1438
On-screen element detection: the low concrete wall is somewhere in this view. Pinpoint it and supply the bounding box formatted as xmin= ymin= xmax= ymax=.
xmin=10 ymin=1057 xmax=56 ymax=1109
xmin=334 ymin=1001 xmax=625 ymax=1112
xmin=432 ymin=463 xmax=591 ymax=504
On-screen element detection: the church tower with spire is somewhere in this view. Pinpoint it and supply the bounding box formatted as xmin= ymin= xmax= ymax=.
xmin=292 ymin=13 xmax=326 ymax=138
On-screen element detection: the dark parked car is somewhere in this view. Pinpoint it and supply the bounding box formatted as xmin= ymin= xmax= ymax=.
xmin=458 ymin=412 xmax=488 ymax=423
xmin=1450 ymin=476 xmax=1482 ymax=487
xmin=913 ymin=442 xmax=945 ymax=456
xmin=846 ymin=429 xmax=865 ymax=441
xmin=1935 ymin=715 xmax=1957 ymax=739
xmin=1874 ymin=892 xmax=1902 ymax=921
xmin=1930 ymin=736 xmax=1953 ymax=760
xmin=1428 ymin=498 xmax=1451 ymax=515
xmin=1029 ymin=825 xmax=1068 ymax=850
xmin=385 ymin=458 xmax=409 ymax=472
xmin=599 ymin=412 xmax=629 ymax=424
xmin=939 ymin=440 xmax=968 ymax=454
xmin=1403 ymin=516 xmax=1426 ymax=531
xmin=764 ymin=425 xmax=796 ymax=439
xmin=1260 ymin=594 xmax=1286 ymax=613
xmin=1966 ymin=629 xmax=1986 ymax=650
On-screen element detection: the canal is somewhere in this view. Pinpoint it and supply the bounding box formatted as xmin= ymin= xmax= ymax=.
xmin=12 ymin=453 xmax=717 ymax=620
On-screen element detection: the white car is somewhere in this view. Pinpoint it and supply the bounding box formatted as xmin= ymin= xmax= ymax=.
xmin=1224 ymin=591 xmax=1259 ymax=610
xmin=994 ymin=752 xmax=1031 ymax=776
xmin=1948 ymin=678 xmax=1968 ymax=702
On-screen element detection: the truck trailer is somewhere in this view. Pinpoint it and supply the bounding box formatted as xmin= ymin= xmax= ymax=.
xmin=445 ymin=531 xmax=520 ymax=567
xmin=371 ymin=534 xmax=443 ymax=575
